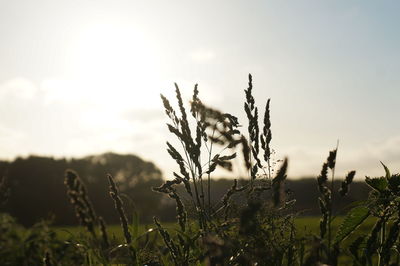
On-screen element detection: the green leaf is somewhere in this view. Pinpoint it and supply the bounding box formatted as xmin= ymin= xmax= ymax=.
xmin=380 ymin=161 xmax=391 ymax=179
xmin=334 ymin=206 xmax=370 ymax=244
xmin=365 ymin=176 xmax=388 ymax=192
xmin=388 ymin=174 xmax=400 ymax=193
xmin=349 ymin=235 xmax=367 ymax=261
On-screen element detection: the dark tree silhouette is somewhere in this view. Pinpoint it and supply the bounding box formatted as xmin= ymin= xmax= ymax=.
xmin=1 ymin=153 xmax=163 ymax=226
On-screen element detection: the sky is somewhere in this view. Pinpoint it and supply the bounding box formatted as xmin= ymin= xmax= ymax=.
xmin=0 ymin=0 xmax=399 ymax=179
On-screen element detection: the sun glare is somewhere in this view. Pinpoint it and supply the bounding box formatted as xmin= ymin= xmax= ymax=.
xmin=68 ymin=21 xmax=160 ymax=108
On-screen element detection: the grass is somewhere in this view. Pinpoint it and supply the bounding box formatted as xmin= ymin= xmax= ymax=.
xmin=295 ymin=216 xmax=377 ymax=235
xmin=50 ymin=216 xmax=377 ymax=242
xmin=1 ymin=74 xmax=400 ymax=265
xmin=51 ymin=216 xmax=377 ymax=241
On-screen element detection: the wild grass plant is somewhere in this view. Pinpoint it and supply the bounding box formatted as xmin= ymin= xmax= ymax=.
xmin=0 ymin=74 xmax=400 ymax=265
xmin=151 ymin=75 xmax=295 ymax=265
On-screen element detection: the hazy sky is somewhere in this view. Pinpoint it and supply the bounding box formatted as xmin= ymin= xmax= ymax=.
xmin=0 ymin=0 xmax=399 ymax=179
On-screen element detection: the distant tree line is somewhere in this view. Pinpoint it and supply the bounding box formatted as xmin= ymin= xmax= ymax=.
xmin=0 ymin=153 xmax=163 ymax=226
xmin=0 ymin=153 xmax=371 ymax=226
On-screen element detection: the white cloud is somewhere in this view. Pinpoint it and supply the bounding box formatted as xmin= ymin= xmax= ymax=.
xmin=365 ymin=136 xmax=400 ymax=162
xmin=277 ymin=146 xmax=326 ymax=178
xmin=122 ymin=108 xmax=164 ymax=123
xmin=168 ymin=78 xmax=224 ymax=107
xmin=342 ymin=136 xmax=400 ymax=177
xmin=0 ymin=76 xmax=169 ymax=162
xmin=278 ymin=135 xmax=400 ymax=179
xmin=40 ymin=79 xmax=83 ymax=104
xmin=0 ymin=78 xmax=38 ymax=100
xmin=0 ymin=125 xmax=27 ymax=159
xmin=190 ymin=49 xmax=216 ymax=63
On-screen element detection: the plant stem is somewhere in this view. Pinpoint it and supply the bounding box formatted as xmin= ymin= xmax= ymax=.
xmin=328 ymin=168 xmax=335 ymax=252
xmin=328 ymin=141 xmax=339 ymax=252
xmin=378 ymin=220 xmax=386 ymax=266
xmin=207 ymin=127 xmax=216 ymax=215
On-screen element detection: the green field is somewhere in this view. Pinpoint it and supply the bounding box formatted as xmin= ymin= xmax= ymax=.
xmin=53 ymin=216 xmax=378 ymax=241
xmin=295 ymin=216 xmax=377 ymax=235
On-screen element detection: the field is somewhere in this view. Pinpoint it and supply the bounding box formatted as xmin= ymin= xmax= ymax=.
xmin=51 ymin=216 xmax=377 ymax=241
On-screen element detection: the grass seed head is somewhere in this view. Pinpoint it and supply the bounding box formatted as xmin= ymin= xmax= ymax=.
xmin=108 ymin=174 xmax=132 ymax=245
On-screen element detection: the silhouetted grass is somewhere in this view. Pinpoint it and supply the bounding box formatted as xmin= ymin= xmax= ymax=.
xmin=1 ymin=74 xmax=400 ymax=265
